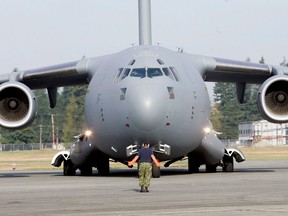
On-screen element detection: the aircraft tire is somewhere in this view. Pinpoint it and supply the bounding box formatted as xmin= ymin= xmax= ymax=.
xmin=63 ymin=160 xmax=76 ymax=176
xmin=188 ymin=156 xmax=200 ymax=173
xmin=97 ymin=157 xmax=110 ymax=176
xmin=223 ymin=157 xmax=234 ymax=172
xmin=80 ymin=166 xmax=93 ymax=176
xmin=97 ymin=164 xmax=109 ymax=176
xmin=188 ymin=163 xmax=200 ymax=173
xmin=94 ymin=151 xmax=110 ymax=176
xmin=206 ymin=164 xmax=217 ymax=173
xmin=152 ymin=163 xmax=160 ymax=178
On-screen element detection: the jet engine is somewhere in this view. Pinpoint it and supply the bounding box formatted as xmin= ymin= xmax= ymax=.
xmin=0 ymin=82 xmax=37 ymax=129
xmin=257 ymin=75 xmax=288 ymax=123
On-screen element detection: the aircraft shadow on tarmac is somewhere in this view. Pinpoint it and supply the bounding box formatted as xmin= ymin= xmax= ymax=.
xmin=2 ymin=166 xmax=286 ymax=178
xmin=52 ymin=167 xmax=278 ymax=178
xmin=0 ymin=171 xmax=61 ymax=178
xmin=0 ymin=173 xmax=30 ymax=178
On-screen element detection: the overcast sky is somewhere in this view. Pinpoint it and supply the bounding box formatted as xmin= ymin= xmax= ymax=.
xmin=0 ymin=0 xmax=287 ymax=75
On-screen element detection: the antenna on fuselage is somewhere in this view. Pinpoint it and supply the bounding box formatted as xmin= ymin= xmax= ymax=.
xmin=138 ymin=0 xmax=152 ymax=46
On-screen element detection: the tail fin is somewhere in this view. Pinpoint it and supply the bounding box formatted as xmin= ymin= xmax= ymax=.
xmin=138 ymin=0 xmax=152 ymax=45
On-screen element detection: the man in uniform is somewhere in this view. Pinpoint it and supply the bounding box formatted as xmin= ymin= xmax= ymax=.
xmin=128 ymin=141 xmax=160 ymax=192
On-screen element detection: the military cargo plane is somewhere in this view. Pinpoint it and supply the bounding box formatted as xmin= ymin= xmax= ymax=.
xmin=1 ymin=0 xmax=287 ymax=177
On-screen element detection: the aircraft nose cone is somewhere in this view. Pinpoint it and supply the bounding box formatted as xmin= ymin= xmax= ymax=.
xmin=127 ymin=84 xmax=167 ymax=132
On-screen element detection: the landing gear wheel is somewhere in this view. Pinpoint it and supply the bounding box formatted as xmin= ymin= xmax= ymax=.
xmin=80 ymin=166 xmax=93 ymax=176
xmin=206 ymin=164 xmax=217 ymax=173
xmin=63 ymin=160 xmax=76 ymax=176
xmin=188 ymin=155 xmax=200 ymax=173
xmin=152 ymin=163 xmax=160 ymax=178
xmin=97 ymin=152 xmax=110 ymax=176
xmin=188 ymin=163 xmax=200 ymax=173
xmin=223 ymin=156 xmax=234 ymax=172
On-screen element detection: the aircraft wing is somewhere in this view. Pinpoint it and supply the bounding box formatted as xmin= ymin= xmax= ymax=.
xmin=0 ymin=60 xmax=89 ymax=91
xmin=201 ymin=56 xmax=288 ymax=123
xmin=0 ymin=54 xmax=111 ymax=128
xmin=202 ymin=57 xmax=288 ymax=84
xmin=0 ymin=54 xmax=112 ymax=89
xmin=16 ymin=60 xmax=88 ymax=89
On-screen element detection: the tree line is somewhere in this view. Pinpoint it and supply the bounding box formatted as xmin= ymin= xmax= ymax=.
xmin=0 ymin=85 xmax=87 ymax=147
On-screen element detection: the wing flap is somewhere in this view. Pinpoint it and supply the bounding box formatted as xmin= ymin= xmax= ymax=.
xmin=19 ymin=60 xmax=89 ymax=89
xmin=204 ymin=57 xmax=274 ymax=83
xmin=0 ymin=54 xmax=112 ymax=90
xmin=22 ymin=61 xmax=79 ymax=81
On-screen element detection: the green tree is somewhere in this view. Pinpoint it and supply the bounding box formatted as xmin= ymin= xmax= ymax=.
xmin=211 ymin=57 xmax=266 ymax=139
xmin=62 ymin=85 xmax=87 ymax=144
xmin=212 ymin=82 xmax=261 ymax=139
xmin=210 ymin=104 xmax=222 ymax=133
xmin=29 ymin=89 xmax=66 ymax=145
xmin=0 ymin=127 xmax=36 ymax=144
xmin=212 ymin=82 xmax=241 ymax=139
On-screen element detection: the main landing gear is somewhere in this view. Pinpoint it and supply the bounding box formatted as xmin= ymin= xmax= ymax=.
xmin=51 ymin=151 xmax=110 ymax=176
xmin=222 ymin=148 xmax=245 ymax=172
xmin=186 ymin=148 xmax=245 ymax=173
xmin=222 ymin=154 xmax=234 ymax=172
xmin=63 ymin=159 xmax=76 ymax=176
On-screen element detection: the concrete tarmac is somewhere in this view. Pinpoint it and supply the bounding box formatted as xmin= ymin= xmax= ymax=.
xmin=1 ymin=160 xmax=288 ymax=216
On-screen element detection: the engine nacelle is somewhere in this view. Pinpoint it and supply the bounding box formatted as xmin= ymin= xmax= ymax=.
xmin=0 ymin=82 xmax=37 ymax=129
xmin=258 ymin=75 xmax=288 ymax=123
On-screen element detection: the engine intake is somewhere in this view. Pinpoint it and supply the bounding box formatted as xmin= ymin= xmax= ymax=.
xmin=0 ymin=82 xmax=37 ymax=129
xmin=257 ymin=75 xmax=288 ymax=123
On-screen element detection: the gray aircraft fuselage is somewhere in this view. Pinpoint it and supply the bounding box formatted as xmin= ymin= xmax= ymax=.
xmin=85 ymin=46 xmax=211 ymax=161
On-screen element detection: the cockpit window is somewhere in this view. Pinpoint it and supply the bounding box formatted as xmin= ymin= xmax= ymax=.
xmin=114 ymin=68 xmax=123 ymax=82
xmin=120 ymin=68 xmax=131 ymax=80
xmin=162 ymin=67 xmax=175 ymax=80
xmin=147 ymin=68 xmax=163 ymax=78
xmin=128 ymin=59 xmax=136 ymax=65
xmin=170 ymin=67 xmax=180 ymax=82
xmin=130 ymin=68 xmax=146 ymax=78
xmin=157 ymin=59 xmax=165 ymax=65
xmin=130 ymin=68 xmax=163 ymax=78
xmin=114 ymin=66 xmax=180 ymax=83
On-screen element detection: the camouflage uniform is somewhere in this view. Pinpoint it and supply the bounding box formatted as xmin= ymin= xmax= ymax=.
xmin=139 ymin=162 xmax=152 ymax=187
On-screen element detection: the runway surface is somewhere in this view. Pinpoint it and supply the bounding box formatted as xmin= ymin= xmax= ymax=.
xmin=1 ymin=160 xmax=288 ymax=216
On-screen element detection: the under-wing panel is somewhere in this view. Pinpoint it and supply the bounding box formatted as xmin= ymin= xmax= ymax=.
xmin=203 ymin=57 xmax=274 ymax=83
xmin=0 ymin=54 xmax=113 ymax=89
xmin=19 ymin=60 xmax=88 ymax=88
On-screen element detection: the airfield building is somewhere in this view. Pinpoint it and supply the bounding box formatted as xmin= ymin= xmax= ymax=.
xmin=238 ymin=120 xmax=288 ymax=147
